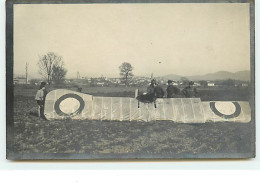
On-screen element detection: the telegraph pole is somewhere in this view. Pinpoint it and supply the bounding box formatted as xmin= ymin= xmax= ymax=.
xmin=25 ymin=62 xmax=28 ymax=84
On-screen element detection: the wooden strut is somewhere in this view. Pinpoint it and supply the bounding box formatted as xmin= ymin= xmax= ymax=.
xmin=137 ymin=100 xmax=156 ymax=108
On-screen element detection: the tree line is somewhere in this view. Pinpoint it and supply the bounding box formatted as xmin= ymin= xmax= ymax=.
xmin=38 ymin=52 xmax=134 ymax=86
xmin=37 ymin=53 xmax=245 ymax=87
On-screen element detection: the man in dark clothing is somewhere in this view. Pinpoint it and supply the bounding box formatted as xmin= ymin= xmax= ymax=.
xmin=166 ymin=80 xmax=180 ymax=98
xmin=148 ymin=79 xmax=165 ymax=98
xmin=147 ymin=79 xmax=156 ymax=95
xmin=154 ymin=85 xmax=165 ymax=98
xmin=137 ymin=79 xmax=157 ymax=103
xmin=137 ymin=79 xmax=164 ymax=103
xmin=182 ymin=81 xmax=198 ymax=98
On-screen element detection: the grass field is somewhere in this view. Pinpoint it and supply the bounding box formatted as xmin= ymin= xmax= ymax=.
xmin=14 ymin=84 xmax=250 ymax=101
xmin=10 ymin=85 xmax=254 ymax=159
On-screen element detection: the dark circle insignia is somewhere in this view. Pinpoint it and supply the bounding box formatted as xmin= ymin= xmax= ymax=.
xmin=210 ymin=102 xmax=241 ymax=119
xmin=54 ymin=93 xmax=85 ymax=117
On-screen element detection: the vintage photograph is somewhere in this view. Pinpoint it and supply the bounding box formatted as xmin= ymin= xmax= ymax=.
xmin=6 ymin=0 xmax=255 ymax=159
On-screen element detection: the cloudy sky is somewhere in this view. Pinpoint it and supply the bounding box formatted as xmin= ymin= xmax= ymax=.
xmin=14 ymin=3 xmax=250 ymax=78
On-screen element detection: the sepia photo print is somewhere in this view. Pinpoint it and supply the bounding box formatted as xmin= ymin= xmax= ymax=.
xmin=6 ymin=0 xmax=255 ymax=160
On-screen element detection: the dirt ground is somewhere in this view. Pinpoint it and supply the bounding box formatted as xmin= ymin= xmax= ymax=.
xmin=9 ymin=86 xmax=255 ymax=159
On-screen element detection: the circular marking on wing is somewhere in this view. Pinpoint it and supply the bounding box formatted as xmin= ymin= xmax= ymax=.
xmin=210 ymin=102 xmax=241 ymax=119
xmin=215 ymin=102 xmax=236 ymax=115
xmin=59 ymin=98 xmax=80 ymax=115
xmin=54 ymin=94 xmax=85 ymax=117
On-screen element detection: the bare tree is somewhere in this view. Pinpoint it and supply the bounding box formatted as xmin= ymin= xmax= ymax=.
xmin=38 ymin=52 xmax=65 ymax=84
xmin=119 ymin=62 xmax=134 ymax=86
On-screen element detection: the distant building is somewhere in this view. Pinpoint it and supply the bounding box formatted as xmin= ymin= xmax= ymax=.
xmin=107 ymin=78 xmax=120 ymax=84
xmin=193 ymin=82 xmax=201 ymax=86
xmin=242 ymin=83 xmax=249 ymax=87
xmin=13 ymin=77 xmax=28 ymax=84
xmin=97 ymin=82 xmax=105 ymax=86
xmin=172 ymin=81 xmax=179 ymax=86
xmin=208 ymin=82 xmax=215 ymax=87
xmin=115 ymin=79 xmax=121 ymax=83
xmin=64 ymin=80 xmax=71 ymax=84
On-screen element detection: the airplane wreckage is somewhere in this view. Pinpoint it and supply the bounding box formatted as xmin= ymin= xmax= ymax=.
xmin=44 ymin=89 xmax=251 ymax=123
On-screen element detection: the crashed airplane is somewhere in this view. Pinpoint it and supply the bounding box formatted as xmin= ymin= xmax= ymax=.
xmin=44 ymin=89 xmax=251 ymax=123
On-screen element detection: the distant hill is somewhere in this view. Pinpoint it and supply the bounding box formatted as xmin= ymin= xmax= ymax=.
xmin=162 ymin=70 xmax=250 ymax=81
xmin=161 ymin=74 xmax=182 ymax=80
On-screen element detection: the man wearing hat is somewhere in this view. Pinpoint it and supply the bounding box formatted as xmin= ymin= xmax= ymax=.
xmin=136 ymin=79 xmax=165 ymax=103
xmin=166 ymin=80 xmax=180 ymax=98
xmin=136 ymin=79 xmax=157 ymax=103
xmin=147 ymin=79 xmax=165 ymax=98
xmin=154 ymin=82 xmax=165 ymax=98
xmin=182 ymin=81 xmax=198 ymax=98
xmin=147 ymin=79 xmax=156 ymax=95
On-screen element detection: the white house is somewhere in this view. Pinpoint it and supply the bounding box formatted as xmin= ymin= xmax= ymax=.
xmin=207 ymin=82 xmax=215 ymax=86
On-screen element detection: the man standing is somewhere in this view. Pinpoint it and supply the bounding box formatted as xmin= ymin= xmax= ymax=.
xmin=147 ymin=79 xmax=156 ymax=95
xmin=166 ymin=80 xmax=180 ymax=98
xmin=182 ymin=81 xmax=198 ymax=98
xmin=154 ymin=82 xmax=165 ymax=98
xmin=35 ymin=82 xmax=47 ymax=118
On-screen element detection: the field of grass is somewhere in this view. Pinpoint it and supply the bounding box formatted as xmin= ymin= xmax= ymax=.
xmin=9 ymin=85 xmax=254 ymax=159
xmin=14 ymin=84 xmax=250 ymax=101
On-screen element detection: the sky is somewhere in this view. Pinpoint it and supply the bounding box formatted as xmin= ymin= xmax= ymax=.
xmin=14 ymin=3 xmax=250 ymax=79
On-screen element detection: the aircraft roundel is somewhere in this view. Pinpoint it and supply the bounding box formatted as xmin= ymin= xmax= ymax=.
xmin=54 ymin=93 xmax=85 ymax=117
xmin=210 ymin=101 xmax=241 ymax=119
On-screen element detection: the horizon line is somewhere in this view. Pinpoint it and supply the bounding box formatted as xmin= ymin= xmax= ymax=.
xmin=14 ymin=69 xmax=250 ymax=79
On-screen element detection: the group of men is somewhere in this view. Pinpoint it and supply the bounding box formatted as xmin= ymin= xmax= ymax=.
xmin=146 ymin=79 xmax=198 ymax=99
xmin=35 ymin=79 xmax=198 ymax=119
